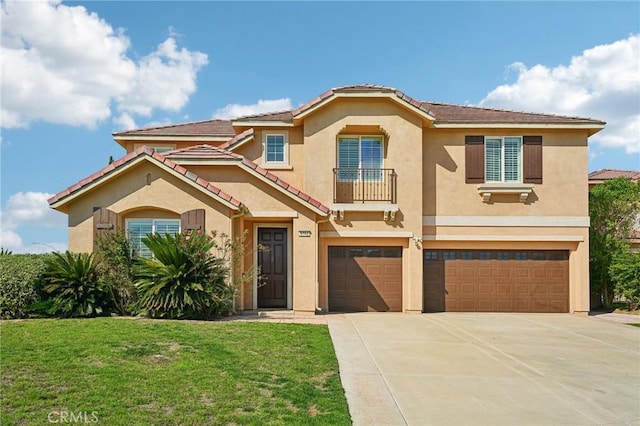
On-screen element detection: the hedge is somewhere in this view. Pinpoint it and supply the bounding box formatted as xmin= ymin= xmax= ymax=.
xmin=0 ymin=254 xmax=50 ymax=319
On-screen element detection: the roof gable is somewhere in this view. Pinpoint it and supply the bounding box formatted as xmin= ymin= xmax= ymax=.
xmin=49 ymin=145 xmax=330 ymax=216
xmin=48 ymin=147 xmax=242 ymax=211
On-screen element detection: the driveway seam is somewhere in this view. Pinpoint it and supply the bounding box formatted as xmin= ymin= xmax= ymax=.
xmin=345 ymin=314 xmax=409 ymax=426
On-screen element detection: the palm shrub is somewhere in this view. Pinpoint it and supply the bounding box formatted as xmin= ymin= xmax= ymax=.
xmin=42 ymin=251 xmax=111 ymax=317
xmin=95 ymin=231 xmax=136 ymax=315
xmin=134 ymin=232 xmax=230 ymax=319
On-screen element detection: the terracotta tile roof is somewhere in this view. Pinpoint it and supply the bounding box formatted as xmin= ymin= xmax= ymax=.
xmin=422 ymin=101 xmax=604 ymax=124
xmin=231 ymin=84 xmax=604 ymax=125
xmin=48 ymin=146 xmax=242 ymax=209
xmin=163 ymin=144 xmax=244 ymax=161
xmin=238 ymin=158 xmax=330 ymax=214
xmin=232 ymin=111 xmax=294 ymax=123
xmin=218 ymin=129 xmax=254 ymax=150
xmin=588 ymin=169 xmax=640 ymax=181
xmin=113 ymin=119 xmax=235 ymax=137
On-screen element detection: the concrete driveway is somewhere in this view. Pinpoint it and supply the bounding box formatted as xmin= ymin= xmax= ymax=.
xmin=327 ymin=313 xmax=640 ymax=426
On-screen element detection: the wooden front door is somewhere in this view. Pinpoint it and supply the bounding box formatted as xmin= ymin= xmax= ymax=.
xmin=257 ymin=228 xmax=288 ymax=308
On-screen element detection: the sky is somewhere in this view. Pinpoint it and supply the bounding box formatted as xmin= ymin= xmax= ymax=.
xmin=1 ymin=0 xmax=639 ymax=253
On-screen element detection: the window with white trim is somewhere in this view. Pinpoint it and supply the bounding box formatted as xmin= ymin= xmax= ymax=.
xmin=485 ymin=136 xmax=522 ymax=183
xmin=126 ymin=219 xmax=180 ymax=258
xmin=263 ymin=133 xmax=288 ymax=165
xmin=337 ymin=136 xmax=383 ymax=181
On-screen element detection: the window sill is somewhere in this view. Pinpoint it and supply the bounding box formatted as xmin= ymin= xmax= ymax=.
xmin=262 ymin=163 xmax=293 ymax=170
xmin=477 ymin=183 xmax=534 ymax=203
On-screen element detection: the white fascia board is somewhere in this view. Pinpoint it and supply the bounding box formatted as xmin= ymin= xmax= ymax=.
xmin=432 ymin=122 xmax=605 ymax=131
xmin=320 ymin=230 xmax=414 ymax=238
xmin=422 ymin=216 xmax=590 ymax=227
xmin=422 ymin=234 xmax=584 ymax=242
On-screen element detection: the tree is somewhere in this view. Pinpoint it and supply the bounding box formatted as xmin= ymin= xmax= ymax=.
xmin=589 ymin=177 xmax=640 ymax=310
xmin=609 ymin=251 xmax=640 ymax=311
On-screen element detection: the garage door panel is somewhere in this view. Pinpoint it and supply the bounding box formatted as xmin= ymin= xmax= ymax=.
xmin=329 ymin=246 xmax=402 ymax=312
xmin=424 ymin=250 xmax=568 ymax=313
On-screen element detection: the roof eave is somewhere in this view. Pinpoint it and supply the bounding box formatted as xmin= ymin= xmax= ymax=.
xmin=113 ymin=135 xmax=232 ymax=142
xmin=432 ymin=122 xmax=605 ymax=135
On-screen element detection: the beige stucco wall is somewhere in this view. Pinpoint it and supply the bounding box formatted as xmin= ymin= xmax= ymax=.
xmin=234 ymin=127 xmax=305 ymax=190
xmin=64 ymin=160 xmax=231 ymax=253
xmin=422 ymin=128 xmax=590 ymax=216
xmin=304 ymin=98 xmax=426 ymax=312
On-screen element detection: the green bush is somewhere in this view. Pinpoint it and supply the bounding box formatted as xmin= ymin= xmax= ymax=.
xmin=610 ymin=251 xmax=640 ymax=311
xmin=134 ymin=232 xmax=230 ymax=319
xmin=95 ymin=231 xmax=136 ymax=315
xmin=43 ymin=251 xmax=111 ymax=317
xmin=0 ymin=254 xmax=50 ymax=319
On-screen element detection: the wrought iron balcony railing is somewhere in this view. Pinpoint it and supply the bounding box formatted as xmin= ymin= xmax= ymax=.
xmin=333 ymin=168 xmax=397 ymax=203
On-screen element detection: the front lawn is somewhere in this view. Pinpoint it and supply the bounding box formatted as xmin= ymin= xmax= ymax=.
xmin=1 ymin=318 xmax=351 ymax=425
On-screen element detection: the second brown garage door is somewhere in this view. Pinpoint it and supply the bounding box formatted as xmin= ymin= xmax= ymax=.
xmin=424 ymin=250 xmax=569 ymax=313
xmin=329 ymin=246 xmax=402 ymax=312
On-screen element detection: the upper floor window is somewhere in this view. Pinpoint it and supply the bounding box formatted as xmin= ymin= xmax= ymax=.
xmin=126 ymin=219 xmax=180 ymax=258
xmin=263 ymin=133 xmax=288 ymax=166
xmin=485 ymin=136 xmax=522 ymax=183
xmin=337 ymin=136 xmax=383 ymax=181
xmin=465 ymin=135 xmax=542 ymax=185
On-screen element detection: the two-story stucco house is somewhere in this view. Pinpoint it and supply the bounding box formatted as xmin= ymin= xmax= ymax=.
xmin=48 ymin=85 xmax=605 ymax=315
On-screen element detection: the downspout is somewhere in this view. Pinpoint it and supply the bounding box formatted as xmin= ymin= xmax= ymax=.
xmin=315 ymin=212 xmax=332 ymax=313
xmin=229 ymin=205 xmax=248 ymax=312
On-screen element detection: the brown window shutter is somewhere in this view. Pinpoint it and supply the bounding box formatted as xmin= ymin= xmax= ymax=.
xmin=465 ymin=135 xmax=485 ymax=183
xmin=181 ymin=209 xmax=205 ymax=237
xmin=523 ymin=136 xmax=543 ymax=184
xmin=93 ymin=208 xmax=118 ymax=252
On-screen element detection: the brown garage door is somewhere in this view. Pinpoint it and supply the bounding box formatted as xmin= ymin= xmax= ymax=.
xmin=329 ymin=246 xmax=402 ymax=312
xmin=423 ymin=250 xmax=569 ymax=313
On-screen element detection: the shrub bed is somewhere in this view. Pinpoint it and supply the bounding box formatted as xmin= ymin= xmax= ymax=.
xmin=0 ymin=254 xmax=50 ymax=319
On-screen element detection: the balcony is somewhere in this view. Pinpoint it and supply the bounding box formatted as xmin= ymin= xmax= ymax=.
xmin=333 ymin=168 xmax=397 ymax=203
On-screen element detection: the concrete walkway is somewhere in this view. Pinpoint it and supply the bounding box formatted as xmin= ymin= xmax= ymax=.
xmin=328 ymin=313 xmax=640 ymax=426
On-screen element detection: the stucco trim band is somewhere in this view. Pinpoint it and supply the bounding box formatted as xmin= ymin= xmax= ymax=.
xmin=422 ymin=216 xmax=590 ymax=227
xmin=422 ymin=234 xmax=584 ymax=242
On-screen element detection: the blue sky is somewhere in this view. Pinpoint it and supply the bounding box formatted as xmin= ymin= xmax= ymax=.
xmin=1 ymin=0 xmax=639 ymax=253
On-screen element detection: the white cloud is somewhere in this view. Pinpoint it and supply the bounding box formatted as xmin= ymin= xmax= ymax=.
xmin=0 ymin=192 xmax=67 ymax=253
xmin=480 ymin=34 xmax=640 ymax=154
xmin=0 ymin=0 xmax=207 ymax=130
xmin=212 ymin=98 xmax=293 ymax=120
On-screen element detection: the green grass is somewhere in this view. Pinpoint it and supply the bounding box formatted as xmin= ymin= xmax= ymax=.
xmin=629 ymin=323 xmax=640 ymax=327
xmin=1 ymin=318 xmax=351 ymax=425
